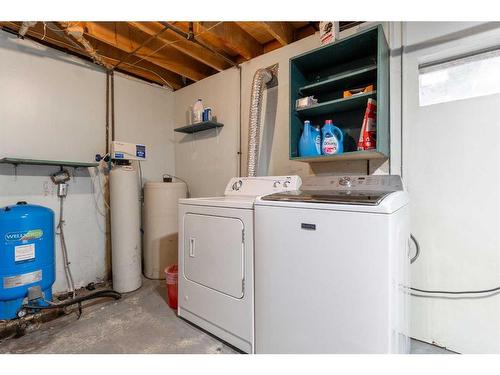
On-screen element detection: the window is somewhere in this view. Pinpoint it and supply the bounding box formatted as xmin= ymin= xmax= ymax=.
xmin=419 ymin=48 xmax=500 ymax=106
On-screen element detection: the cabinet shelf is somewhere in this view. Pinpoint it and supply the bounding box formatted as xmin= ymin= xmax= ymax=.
xmin=291 ymin=150 xmax=387 ymax=163
xmin=0 ymin=157 xmax=98 ymax=168
xmin=296 ymin=91 xmax=376 ymax=117
xmin=174 ymin=121 xmax=224 ymax=134
xmin=299 ymin=65 xmax=377 ymax=95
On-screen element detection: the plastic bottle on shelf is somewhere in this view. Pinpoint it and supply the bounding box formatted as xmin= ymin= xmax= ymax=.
xmin=192 ymin=99 xmax=204 ymax=124
xmin=312 ymin=124 xmax=322 ymax=155
xmin=321 ymin=120 xmax=343 ymax=155
xmin=299 ymin=120 xmax=320 ymax=157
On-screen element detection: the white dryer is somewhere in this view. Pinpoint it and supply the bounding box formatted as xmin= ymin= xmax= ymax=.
xmin=254 ymin=175 xmax=410 ymax=354
xmin=178 ymin=175 xmax=301 ymax=353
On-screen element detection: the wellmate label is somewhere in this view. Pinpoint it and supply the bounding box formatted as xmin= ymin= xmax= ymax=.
xmin=3 ymin=270 xmax=42 ymax=289
xmin=5 ymin=229 xmax=43 ymax=242
xmin=15 ymin=243 xmax=35 ymax=262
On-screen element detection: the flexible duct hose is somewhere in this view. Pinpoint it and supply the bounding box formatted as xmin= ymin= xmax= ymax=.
xmin=247 ymin=68 xmax=273 ymax=177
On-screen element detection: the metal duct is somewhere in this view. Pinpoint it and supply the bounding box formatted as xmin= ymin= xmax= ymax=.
xmin=56 ymin=22 xmax=112 ymax=69
xmin=247 ymin=68 xmax=274 ymax=177
xmin=19 ymin=22 xmax=37 ymax=36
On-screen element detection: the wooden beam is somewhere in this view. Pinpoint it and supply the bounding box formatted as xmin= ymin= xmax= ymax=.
xmin=83 ymin=34 xmax=185 ymax=89
xmin=260 ymin=22 xmax=294 ymax=46
xmin=0 ymin=22 xmax=184 ymax=89
xmin=198 ymin=22 xmax=263 ymax=60
xmin=263 ymin=24 xmax=317 ymax=53
xmin=54 ymin=22 xmax=113 ymax=69
xmin=172 ymin=22 xmax=239 ymax=61
xmin=129 ymin=22 xmax=231 ymax=72
xmin=236 ymin=22 xmax=276 ymax=44
xmin=83 ymin=22 xmax=215 ymax=81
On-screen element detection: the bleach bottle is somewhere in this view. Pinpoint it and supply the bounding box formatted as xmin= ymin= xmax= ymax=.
xmin=298 ymin=120 xmax=320 ymax=157
xmin=321 ymin=120 xmax=343 ymax=155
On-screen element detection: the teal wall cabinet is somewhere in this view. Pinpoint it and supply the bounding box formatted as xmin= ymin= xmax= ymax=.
xmin=289 ymin=25 xmax=390 ymax=162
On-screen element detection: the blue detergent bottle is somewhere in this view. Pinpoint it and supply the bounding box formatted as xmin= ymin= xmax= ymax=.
xmin=298 ymin=120 xmax=319 ymax=157
xmin=312 ymin=125 xmax=322 ymax=155
xmin=321 ymin=120 xmax=343 ymax=155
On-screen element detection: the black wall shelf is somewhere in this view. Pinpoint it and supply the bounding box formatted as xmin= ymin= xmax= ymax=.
xmin=174 ymin=121 xmax=224 ymax=134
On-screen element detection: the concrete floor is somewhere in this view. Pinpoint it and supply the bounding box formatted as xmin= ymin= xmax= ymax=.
xmin=0 ymin=278 xmax=454 ymax=354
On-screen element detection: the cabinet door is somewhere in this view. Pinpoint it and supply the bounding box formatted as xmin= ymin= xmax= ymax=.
xmin=183 ymin=214 xmax=245 ymax=299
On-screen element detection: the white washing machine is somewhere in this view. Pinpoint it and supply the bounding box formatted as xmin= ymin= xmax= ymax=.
xmin=178 ymin=175 xmax=301 ymax=353
xmin=254 ymin=175 xmax=410 ymax=354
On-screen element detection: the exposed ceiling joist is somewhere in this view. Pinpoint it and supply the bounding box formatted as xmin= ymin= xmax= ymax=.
xmin=0 ymin=21 xmax=184 ymax=89
xmin=129 ymin=21 xmax=231 ymax=72
xmin=0 ymin=21 xmax=362 ymax=90
xmin=83 ymin=22 xmax=214 ymax=81
xmin=263 ymin=24 xmax=317 ymax=53
xmin=260 ymin=22 xmax=294 ymax=46
xmin=55 ymin=22 xmax=113 ymax=69
xmin=197 ymin=22 xmax=262 ymax=60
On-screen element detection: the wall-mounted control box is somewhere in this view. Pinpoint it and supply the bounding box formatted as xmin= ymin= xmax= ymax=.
xmin=111 ymin=141 xmax=147 ymax=161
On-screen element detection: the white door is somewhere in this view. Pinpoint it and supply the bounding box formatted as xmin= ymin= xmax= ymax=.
xmin=183 ymin=213 xmax=245 ymax=299
xmin=402 ymin=22 xmax=500 ymax=353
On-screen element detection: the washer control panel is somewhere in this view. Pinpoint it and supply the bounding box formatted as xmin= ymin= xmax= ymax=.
xmin=301 ymin=175 xmax=404 ymax=192
xmin=225 ymin=176 xmax=302 ymax=196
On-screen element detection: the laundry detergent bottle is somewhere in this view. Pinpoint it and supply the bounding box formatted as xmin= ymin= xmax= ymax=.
xmin=298 ymin=120 xmax=319 ymax=157
xmin=321 ymin=120 xmax=343 ymax=155
xmin=312 ymin=125 xmax=322 ymax=155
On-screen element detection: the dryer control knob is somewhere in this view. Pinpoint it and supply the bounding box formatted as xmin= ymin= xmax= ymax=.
xmin=273 ymin=181 xmax=282 ymax=188
xmin=339 ymin=177 xmax=352 ymax=187
xmin=283 ymin=180 xmax=290 ymax=188
xmin=232 ymin=180 xmax=243 ymax=191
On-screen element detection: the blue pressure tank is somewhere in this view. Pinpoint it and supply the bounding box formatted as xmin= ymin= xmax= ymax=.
xmin=0 ymin=202 xmax=55 ymax=319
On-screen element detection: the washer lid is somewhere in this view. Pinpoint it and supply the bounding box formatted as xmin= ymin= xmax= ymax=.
xmin=261 ymin=189 xmax=391 ymax=206
xmin=257 ymin=175 xmax=408 ymax=213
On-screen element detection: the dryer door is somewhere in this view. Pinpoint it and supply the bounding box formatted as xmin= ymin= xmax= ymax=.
xmin=183 ymin=213 xmax=245 ymax=298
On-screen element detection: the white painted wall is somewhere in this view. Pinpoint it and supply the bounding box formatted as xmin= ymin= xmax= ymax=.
xmin=174 ymin=68 xmax=240 ymax=197
xmin=114 ymin=75 xmax=175 ymax=184
xmin=0 ymin=31 xmax=175 ymax=292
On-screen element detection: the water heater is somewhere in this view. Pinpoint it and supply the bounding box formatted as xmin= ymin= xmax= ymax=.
xmin=0 ymin=202 xmax=55 ymax=319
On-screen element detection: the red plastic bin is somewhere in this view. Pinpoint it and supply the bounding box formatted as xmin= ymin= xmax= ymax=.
xmin=165 ymin=264 xmax=178 ymax=310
